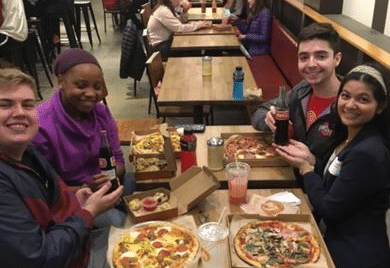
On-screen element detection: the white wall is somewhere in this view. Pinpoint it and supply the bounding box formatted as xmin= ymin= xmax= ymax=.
xmin=342 ymin=0 xmax=375 ymax=28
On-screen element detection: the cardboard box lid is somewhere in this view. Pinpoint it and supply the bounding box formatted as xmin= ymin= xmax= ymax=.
xmin=169 ymin=166 xmax=220 ymax=214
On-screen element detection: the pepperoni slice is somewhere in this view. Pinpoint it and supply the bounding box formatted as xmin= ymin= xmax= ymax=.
xmin=152 ymin=241 xmax=163 ymax=248
xmin=157 ymin=228 xmax=169 ymax=236
xmin=137 ymin=233 xmax=147 ymax=241
xmin=159 ymin=249 xmax=171 ymax=257
xmin=177 ymin=244 xmax=187 ymax=252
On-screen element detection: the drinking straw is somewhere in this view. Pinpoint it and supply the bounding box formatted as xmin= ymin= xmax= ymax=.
xmin=217 ymin=206 xmax=227 ymax=226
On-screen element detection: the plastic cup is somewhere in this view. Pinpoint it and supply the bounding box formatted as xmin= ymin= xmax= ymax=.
xmin=202 ymin=56 xmax=212 ymax=76
xmin=226 ymin=162 xmax=250 ymax=204
xmin=197 ymin=222 xmax=229 ymax=268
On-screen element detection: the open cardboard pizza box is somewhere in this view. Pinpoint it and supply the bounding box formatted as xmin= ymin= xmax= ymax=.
xmin=129 ymin=128 xmax=181 ymax=161
xmin=227 ymin=214 xmax=336 ymax=268
xmin=125 ymin=166 xmax=220 ymax=222
xmin=132 ymin=135 xmax=177 ymax=181
xmin=221 ymin=132 xmax=288 ymax=167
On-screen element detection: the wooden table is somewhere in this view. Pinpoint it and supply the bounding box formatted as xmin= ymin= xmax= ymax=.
xmin=124 ymin=189 xmax=336 ymax=267
xmin=186 ymin=7 xmax=224 ymax=22
xmin=170 ymin=34 xmax=240 ymax=51
xmin=158 ymin=56 xmax=259 ymax=123
xmin=133 ymin=125 xmax=297 ymax=190
xmin=175 ymin=25 xmax=236 ymax=35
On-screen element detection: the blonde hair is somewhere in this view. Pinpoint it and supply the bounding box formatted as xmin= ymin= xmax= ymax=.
xmin=0 ymin=68 xmax=38 ymax=98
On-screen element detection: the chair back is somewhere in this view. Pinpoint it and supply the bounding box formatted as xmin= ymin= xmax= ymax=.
xmin=140 ymin=2 xmax=152 ymax=28
xmin=146 ymin=51 xmax=164 ymax=88
xmin=102 ymin=0 xmax=119 ymax=10
xmin=142 ymin=29 xmax=153 ymax=57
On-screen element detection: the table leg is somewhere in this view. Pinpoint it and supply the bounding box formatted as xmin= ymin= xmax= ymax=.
xmin=193 ymin=105 xmax=203 ymax=124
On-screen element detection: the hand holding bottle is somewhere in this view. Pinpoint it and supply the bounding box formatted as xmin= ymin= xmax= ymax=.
xmin=88 ymin=173 xmax=110 ymax=192
xmin=77 ymin=183 xmax=124 ymax=217
xmin=264 ymin=105 xmax=277 ymax=132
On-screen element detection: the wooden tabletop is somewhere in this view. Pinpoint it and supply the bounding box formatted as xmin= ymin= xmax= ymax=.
xmin=158 ymin=57 xmax=259 ymax=106
xmin=133 ymin=125 xmax=297 ymax=190
xmin=175 ymin=25 xmax=236 ymax=35
xmin=186 ymin=7 xmax=224 ymax=22
xmin=170 ymin=34 xmax=240 ymax=50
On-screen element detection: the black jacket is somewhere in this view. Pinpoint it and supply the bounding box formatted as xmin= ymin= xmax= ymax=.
xmin=119 ymin=19 xmax=146 ymax=80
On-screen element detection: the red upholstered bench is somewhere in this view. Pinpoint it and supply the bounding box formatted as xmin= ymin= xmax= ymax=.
xmin=248 ymin=19 xmax=301 ymax=101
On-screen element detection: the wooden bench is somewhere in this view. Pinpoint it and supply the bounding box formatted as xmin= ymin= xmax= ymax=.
xmin=248 ymin=19 xmax=302 ymax=101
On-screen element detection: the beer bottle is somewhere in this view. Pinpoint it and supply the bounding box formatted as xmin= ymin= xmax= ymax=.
xmin=212 ymin=0 xmax=217 ymax=13
xmin=99 ymin=130 xmax=120 ymax=193
xmin=274 ymin=85 xmax=289 ymax=145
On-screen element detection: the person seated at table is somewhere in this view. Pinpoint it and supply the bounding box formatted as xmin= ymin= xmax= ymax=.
xmin=32 ymin=48 xmax=135 ymax=227
xmin=0 ymin=67 xmax=123 ymax=268
xmin=147 ymin=0 xmax=210 ymax=57
xmin=229 ymin=0 xmax=272 ymax=56
xmin=273 ymin=63 xmax=390 ymax=268
xmin=222 ymin=0 xmax=247 ymax=24
xmin=251 ymin=22 xmax=342 ymax=169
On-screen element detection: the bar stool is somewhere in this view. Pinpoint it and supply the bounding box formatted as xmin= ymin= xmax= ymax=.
xmin=74 ymin=0 xmax=102 ymax=47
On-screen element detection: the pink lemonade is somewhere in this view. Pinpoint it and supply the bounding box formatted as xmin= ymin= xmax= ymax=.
xmin=226 ymin=162 xmax=250 ymax=204
xmin=228 ymin=174 xmax=248 ymax=203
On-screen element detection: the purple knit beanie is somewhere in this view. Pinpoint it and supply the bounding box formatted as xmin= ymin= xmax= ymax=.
xmin=53 ymin=48 xmax=101 ymax=76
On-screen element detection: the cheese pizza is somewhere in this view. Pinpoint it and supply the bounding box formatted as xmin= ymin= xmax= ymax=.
xmin=132 ymin=132 xmax=181 ymax=155
xmin=112 ymin=222 xmax=199 ymax=268
xmin=234 ymin=220 xmax=320 ymax=267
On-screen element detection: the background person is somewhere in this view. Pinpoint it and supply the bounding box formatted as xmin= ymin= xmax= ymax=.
xmin=251 ymin=22 xmax=342 ymax=166
xmin=0 ymin=68 xmax=123 ymax=268
xmin=274 ymin=63 xmax=390 ymax=268
xmin=231 ymin=0 xmax=272 ymax=56
xmin=147 ymin=0 xmax=210 ymax=57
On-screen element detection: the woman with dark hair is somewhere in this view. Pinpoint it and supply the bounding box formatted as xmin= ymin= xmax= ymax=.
xmin=147 ymin=0 xmax=209 ymax=57
xmin=232 ymin=0 xmax=272 ymax=55
xmin=274 ymin=63 xmax=390 ymax=268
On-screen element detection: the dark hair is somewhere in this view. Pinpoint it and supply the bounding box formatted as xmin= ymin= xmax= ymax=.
xmin=298 ymin=23 xmax=340 ymax=54
xmin=152 ymin=0 xmax=176 ymax=16
xmin=333 ymin=63 xmax=390 ymax=145
xmin=246 ymin=0 xmax=265 ymax=23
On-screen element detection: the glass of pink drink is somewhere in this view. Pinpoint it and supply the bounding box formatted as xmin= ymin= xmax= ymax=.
xmin=226 ymin=162 xmax=251 ymax=204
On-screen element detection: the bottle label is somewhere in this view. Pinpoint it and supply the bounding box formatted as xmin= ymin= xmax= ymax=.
xmin=275 ymin=110 xmax=289 ymax=120
xmin=99 ymin=156 xmax=115 ymax=169
xmin=101 ymin=169 xmax=117 ymax=181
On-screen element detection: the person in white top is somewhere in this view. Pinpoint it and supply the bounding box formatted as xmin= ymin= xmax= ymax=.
xmin=0 ymin=0 xmax=28 ymax=69
xmin=147 ymin=0 xmax=210 ymax=57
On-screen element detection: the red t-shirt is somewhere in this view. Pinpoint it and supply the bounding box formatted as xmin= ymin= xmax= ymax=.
xmin=306 ymin=93 xmax=336 ymax=128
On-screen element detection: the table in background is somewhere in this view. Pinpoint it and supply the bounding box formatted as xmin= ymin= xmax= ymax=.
xmin=158 ymin=56 xmax=258 ymax=123
xmin=186 ymin=7 xmax=224 ymax=22
xmin=134 ymin=125 xmax=297 ymax=190
xmin=175 ymin=25 xmax=236 ymax=35
xmin=170 ymin=34 xmax=240 ymax=52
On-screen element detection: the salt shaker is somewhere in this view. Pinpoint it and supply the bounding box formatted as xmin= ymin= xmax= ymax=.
xmin=207 ymin=137 xmax=224 ymax=171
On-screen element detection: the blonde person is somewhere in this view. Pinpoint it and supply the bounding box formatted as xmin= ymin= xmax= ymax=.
xmin=147 ymin=0 xmax=210 ymax=57
xmin=0 ymin=68 xmax=123 ymax=267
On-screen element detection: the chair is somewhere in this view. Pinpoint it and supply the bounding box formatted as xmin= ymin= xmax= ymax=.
xmin=140 ymin=2 xmax=151 ymax=28
xmin=101 ymin=0 xmax=121 ymax=33
xmin=145 ymin=51 xmax=212 ymax=124
xmin=142 ymin=29 xmax=153 ymax=57
xmin=74 ymin=0 xmax=102 ymax=47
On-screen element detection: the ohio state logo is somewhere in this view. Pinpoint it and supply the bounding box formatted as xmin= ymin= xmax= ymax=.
xmin=318 ymin=122 xmax=333 ymax=137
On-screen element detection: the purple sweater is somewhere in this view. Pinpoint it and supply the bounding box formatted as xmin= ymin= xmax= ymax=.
xmin=32 ymin=90 xmax=124 ymax=186
xmin=236 ymin=6 xmax=273 ymax=56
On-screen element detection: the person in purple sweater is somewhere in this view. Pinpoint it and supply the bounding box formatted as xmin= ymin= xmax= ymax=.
xmin=233 ymin=0 xmax=272 ymax=56
xmin=32 ymin=48 xmax=135 ymax=227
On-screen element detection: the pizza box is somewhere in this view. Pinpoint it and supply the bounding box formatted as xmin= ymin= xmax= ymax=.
xmin=227 ymin=214 xmax=336 ymax=268
xmin=221 ymin=132 xmax=289 ymax=167
xmin=129 ymin=129 xmax=181 ymax=161
xmin=132 ymin=136 xmax=177 ymax=181
xmin=124 ymin=188 xmax=179 ymax=223
xmin=170 ymin=166 xmax=220 ymax=215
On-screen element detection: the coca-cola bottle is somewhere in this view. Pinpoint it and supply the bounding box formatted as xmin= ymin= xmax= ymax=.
xmin=274 ymin=85 xmax=289 ymax=145
xmin=99 ymin=130 xmax=120 ymax=193
xmin=180 ymin=129 xmax=197 ymax=172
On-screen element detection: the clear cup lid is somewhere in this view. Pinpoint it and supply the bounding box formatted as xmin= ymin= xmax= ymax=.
xmin=197 ymin=222 xmax=229 ymax=241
